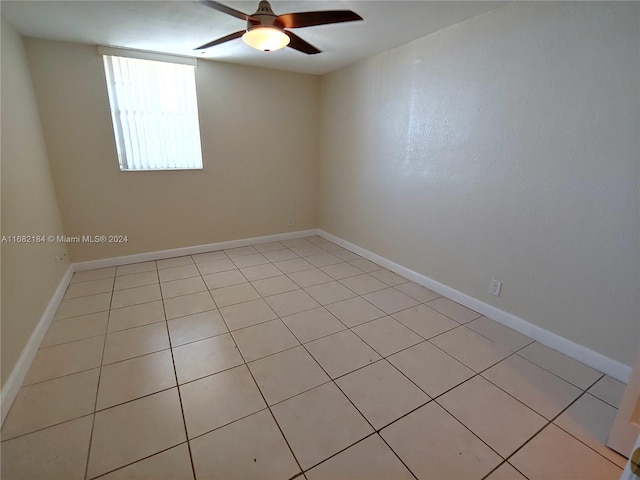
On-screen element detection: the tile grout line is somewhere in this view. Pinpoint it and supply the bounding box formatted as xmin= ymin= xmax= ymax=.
xmin=376 ymin=431 xmax=421 ymax=480
xmin=512 ymin=349 xmax=603 ymax=391
xmin=52 ymin=306 xmax=112 ymax=323
xmin=17 ymin=363 xmax=110 ymax=390
xmin=158 ymin=282 xmax=198 ymax=480
xmin=480 ymin=460 xmax=530 ymax=480
xmin=583 ymin=389 xmax=622 ymax=411
xmin=92 ymin=384 xmax=176 ymax=414
xmin=36 ymin=331 xmax=112 ymax=351
xmin=82 ymin=274 xmax=115 ymax=480
xmin=90 ymin=441 xmax=192 ymax=479
xmin=0 ymin=413 xmax=95 ymax=445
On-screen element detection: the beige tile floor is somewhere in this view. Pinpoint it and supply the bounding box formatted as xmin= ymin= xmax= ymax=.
xmin=1 ymin=236 xmax=628 ymax=479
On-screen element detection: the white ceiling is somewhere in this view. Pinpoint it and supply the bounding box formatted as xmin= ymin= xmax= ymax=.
xmin=1 ymin=1 xmax=504 ymax=75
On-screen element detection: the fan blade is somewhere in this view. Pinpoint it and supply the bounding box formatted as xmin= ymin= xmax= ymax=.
xmin=194 ymin=30 xmax=244 ymax=50
xmin=286 ymin=31 xmax=321 ymax=55
xmin=198 ymin=0 xmax=257 ymax=22
xmin=277 ymin=10 xmax=362 ymax=29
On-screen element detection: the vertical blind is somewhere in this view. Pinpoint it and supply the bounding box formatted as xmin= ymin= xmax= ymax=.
xmin=102 ymin=54 xmax=203 ymax=171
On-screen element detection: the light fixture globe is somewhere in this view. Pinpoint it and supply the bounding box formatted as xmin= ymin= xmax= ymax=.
xmin=242 ymin=26 xmax=290 ymax=52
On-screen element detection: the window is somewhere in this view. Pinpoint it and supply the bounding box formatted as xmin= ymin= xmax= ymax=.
xmin=101 ymin=48 xmax=203 ymax=171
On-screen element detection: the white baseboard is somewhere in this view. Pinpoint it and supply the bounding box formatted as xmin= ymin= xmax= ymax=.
xmin=319 ymin=230 xmax=632 ymax=383
xmin=1 ymin=264 xmax=74 ymax=425
xmin=74 ymin=229 xmax=320 ymax=271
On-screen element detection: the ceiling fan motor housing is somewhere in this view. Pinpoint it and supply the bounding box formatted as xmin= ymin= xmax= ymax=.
xmin=247 ymin=0 xmax=282 ymax=30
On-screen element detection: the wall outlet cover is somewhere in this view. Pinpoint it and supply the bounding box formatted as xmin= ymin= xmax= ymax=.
xmin=490 ymin=279 xmax=502 ymax=297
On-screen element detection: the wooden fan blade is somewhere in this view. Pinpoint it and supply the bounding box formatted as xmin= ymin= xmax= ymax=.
xmin=194 ymin=30 xmax=244 ymax=50
xmin=277 ymin=10 xmax=362 ymax=29
xmin=285 ymin=31 xmax=321 ymax=55
xmin=198 ymin=0 xmax=257 ymax=22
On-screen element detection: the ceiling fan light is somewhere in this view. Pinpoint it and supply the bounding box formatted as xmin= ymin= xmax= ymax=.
xmin=242 ymin=27 xmax=289 ymax=52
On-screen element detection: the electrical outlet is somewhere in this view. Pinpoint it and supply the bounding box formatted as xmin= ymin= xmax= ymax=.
xmin=287 ymin=216 xmax=294 ymax=226
xmin=489 ymin=279 xmax=502 ymax=297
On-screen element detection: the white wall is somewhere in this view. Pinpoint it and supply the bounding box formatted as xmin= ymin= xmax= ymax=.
xmin=319 ymin=2 xmax=639 ymax=366
xmin=25 ymin=39 xmax=320 ymax=262
xmin=0 ymin=18 xmax=70 ymax=385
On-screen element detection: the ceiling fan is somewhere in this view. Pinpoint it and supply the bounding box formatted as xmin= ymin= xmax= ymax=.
xmin=195 ymin=0 xmax=363 ymax=54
